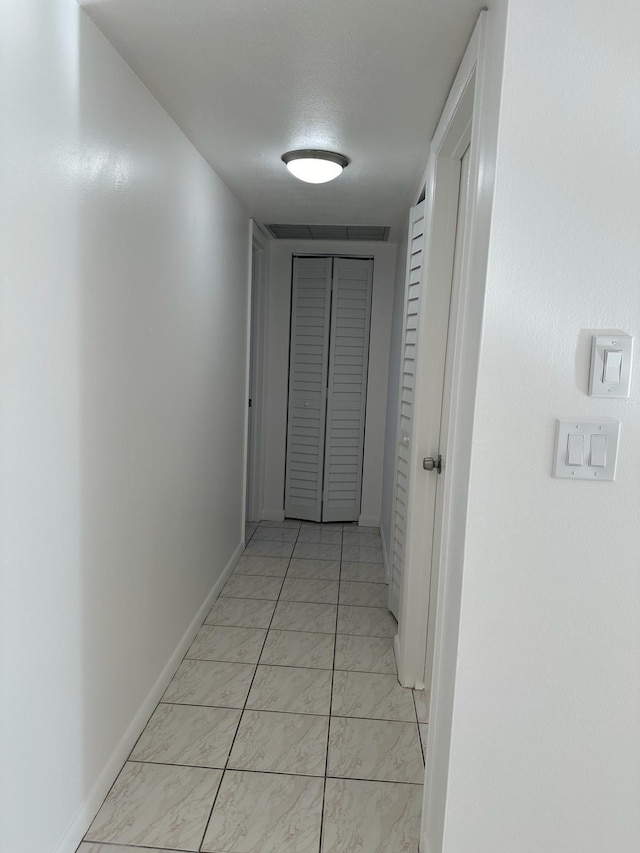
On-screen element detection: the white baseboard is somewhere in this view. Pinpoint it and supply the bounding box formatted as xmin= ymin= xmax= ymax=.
xmin=394 ymin=633 xmax=405 ymax=685
xmin=420 ymin=833 xmax=435 ymax=853
xmin=358 ymin=514 xmax=380 ymax=528
xmin=260 ymin=508 xmax=285 ymax=522
xmin=380 ymin=525 xmax=390 ymax=583
xmin=54 ymin=541 xmax=243 ymax=853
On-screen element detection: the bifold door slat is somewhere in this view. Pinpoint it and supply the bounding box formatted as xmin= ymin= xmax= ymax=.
xmin=284 ymin=257 xmax=332 ymax=521
xmin=322 ymin=257 xmax=373 ymax=522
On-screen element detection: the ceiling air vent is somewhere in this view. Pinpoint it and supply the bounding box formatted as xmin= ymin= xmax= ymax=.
xmin=266 ymin=224 xmax=390 ymax=242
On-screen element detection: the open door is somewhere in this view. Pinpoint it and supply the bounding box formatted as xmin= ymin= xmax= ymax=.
xmin=388 ymin=201 xmax=426 ymax=618
xmin=394 ymin=49 xmax=477 ymax=689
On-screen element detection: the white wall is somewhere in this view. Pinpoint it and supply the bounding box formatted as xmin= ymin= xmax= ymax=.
xmin=442 ymin=1 xmax=640 ymax=850
xmin=261 ymin=240 xmax=397 ymax=526
xmin=0 ymin=3 xmax=249 ymax=851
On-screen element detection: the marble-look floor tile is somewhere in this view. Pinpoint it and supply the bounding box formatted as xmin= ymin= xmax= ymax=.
xmin=413 ymin=689 xmax=430 ymax=723
xmin=339 ymin=581 xmax=388 ymax=608
xmin=186 ymin=625 xmax=266 ymax=663
xmin=419 ymin=723 xmax=428 ymax=759
xmin=247 ymin=665 xmax=332 ymax=715
xmin=243 ymin=540 xmax=295 ymax=558
xmin=335 ymin=634 xmax=396 ymax=674
xmin=220 ymin=574 xmax=283 ymax=600
xmin=78 ymin=845 xmax=173 ymax=853
xmin=260 ymin=629 xmax=335 ymax=669
xmin=259 ymin=519 xmax=302 ymax=529
xmin=245 ymin=523 xmax=258 ymax=541
xmin=280 ymin=577 xmax=339 ymax=604
xmin=296 ymin=527 xmax=343 ymax=544
xmin=162 ymin=660 xmax=255 ymax=708
xmin=234 ymin=555 xmax=289 ymax=577
xmin=205 ymin=597 xmax=276 ymax=629
xmin=321 ymin=778 xmax=422 ymax=853
xmin=271 ymin=600 xmax=337 ymax=634
xmin=202 ymin=770 xmax=323 ymax=853
xmin=337 ymin=605 xmax=397 ymax=638
xmin=328 ymin=717 xmax=423 ymax=783
xmin=130 ymin=703 xmax=240 ymax=768
xmin=332 ymin=671 xmax=415 ymax=721
xmin=301 ymin=521 xmax=343 ymax=530
xmin=342 ymin=544 xmax=384 ymax=564
xmin=85 ymin=762 xmax=222 ymax=851
xmin=293 ymin=542 xmax=342 ymax=561
xmin=229 ymin=710 xmax=329 ymax=776
xmin=287 ymin=558 xmax=340 ymax=580
xmin=340 ymin=561 xmax=387 ymax=584
xmin=250 ymin=526 xmax=299 ymax=543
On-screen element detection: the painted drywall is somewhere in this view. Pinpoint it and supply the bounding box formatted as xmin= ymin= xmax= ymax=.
xmin=0 ymin=3 xmax=248 ymax=851
xmin=440 ymin=1 xmax=640 ymax=850
xmin=380 ymin=226 xmax=409 ymax=563
xmin=261 ymin=240 xmax=397 ymax=526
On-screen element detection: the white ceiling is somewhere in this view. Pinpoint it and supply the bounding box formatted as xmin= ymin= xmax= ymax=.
xmin=80 ymin=0 xmax=484 ymax=237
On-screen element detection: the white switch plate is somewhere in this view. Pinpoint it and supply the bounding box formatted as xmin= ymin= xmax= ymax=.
xmin=589 ymin=333 xmax=633 ymax=398
xmin=553 ymin=418 xmax=620 ymax=480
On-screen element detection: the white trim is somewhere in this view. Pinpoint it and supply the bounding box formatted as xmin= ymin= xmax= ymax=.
xmin=53 ymin=542 xmax=243 ymax=853
xmin=241 ymin=219 xmax=254 ymax=529
xmin=380 ymin=522 xmax=390 ymax=583
xmin=244 ymin=221 xmax=269 ymax=523
xmin=420 ymin=9 xmax=506 ymax=853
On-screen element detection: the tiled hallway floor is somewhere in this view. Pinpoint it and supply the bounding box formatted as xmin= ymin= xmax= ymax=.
xmin=79 ymin=520 xmax=429 ymax=853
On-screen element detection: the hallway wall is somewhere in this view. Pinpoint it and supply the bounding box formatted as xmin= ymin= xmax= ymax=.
xmin=0 ymin=2 xmax=248 ymax=851
xmin=261 ymin=240 xmax=397 ymax=526
xmin=443 ymin=0 xmax=640 ymax=850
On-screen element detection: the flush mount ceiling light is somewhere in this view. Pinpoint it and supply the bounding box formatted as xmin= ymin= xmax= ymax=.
xmin=282 ymin=149 xmax=349 ymax=184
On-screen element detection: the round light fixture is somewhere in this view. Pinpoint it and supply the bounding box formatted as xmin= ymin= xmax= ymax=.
xmin=282 ymin=149 xmax=349 ymax=184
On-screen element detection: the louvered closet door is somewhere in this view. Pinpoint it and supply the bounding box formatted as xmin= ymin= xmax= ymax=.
xmin=322 ymin=257 xmax=373 ymax=522
xmin=388 ymin=202 xmax=426 ymax=618
xmin=284 ymin=257 xmax=333 ymax=521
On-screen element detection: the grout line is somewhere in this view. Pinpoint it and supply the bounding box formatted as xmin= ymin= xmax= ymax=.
xmin=79 ymin=839 xmax=192 ymax=852
xmin=123 ymin=760 xmax=424 ymax=788
xmin=216 ymin=593 xmax=391 ymax=610
xmin=158 ymin=701 xmax=415 ymax=723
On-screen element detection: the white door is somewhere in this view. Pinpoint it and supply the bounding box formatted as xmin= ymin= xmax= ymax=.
xmin=388 ymin=201 xmax=426 ymax=618
xmin=322 ymin=257 xmax=373 ymax=522
xmin=284 ymin=256 xmax=333 ymax=521
xmin=424 ymin=143 xmax=471 ymax=685
xmin=285 ymin=256 xmax=373 ymax=522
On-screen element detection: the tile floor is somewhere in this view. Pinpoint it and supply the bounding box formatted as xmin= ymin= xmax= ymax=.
xmin=79 ymin=520 xmax=429 ymax=853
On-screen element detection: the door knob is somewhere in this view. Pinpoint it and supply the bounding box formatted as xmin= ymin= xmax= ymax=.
xmin=422 ymin=455 xmax=442 ymax=473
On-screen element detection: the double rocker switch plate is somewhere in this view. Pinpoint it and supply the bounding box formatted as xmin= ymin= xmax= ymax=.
xmin=553 ymin=418 xmax=620 ymax=481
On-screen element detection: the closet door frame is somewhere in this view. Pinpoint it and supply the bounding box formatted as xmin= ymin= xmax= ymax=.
xmin=284 ymin=253 xmax=374 ymax=523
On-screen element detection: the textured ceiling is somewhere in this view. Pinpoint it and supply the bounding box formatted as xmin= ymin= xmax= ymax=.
xmin=80 ymin=0 xmax=484 ymax=237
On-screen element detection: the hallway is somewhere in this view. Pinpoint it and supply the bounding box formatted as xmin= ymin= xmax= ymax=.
xmin=79 ymin=521 xmax=428 ymax=853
